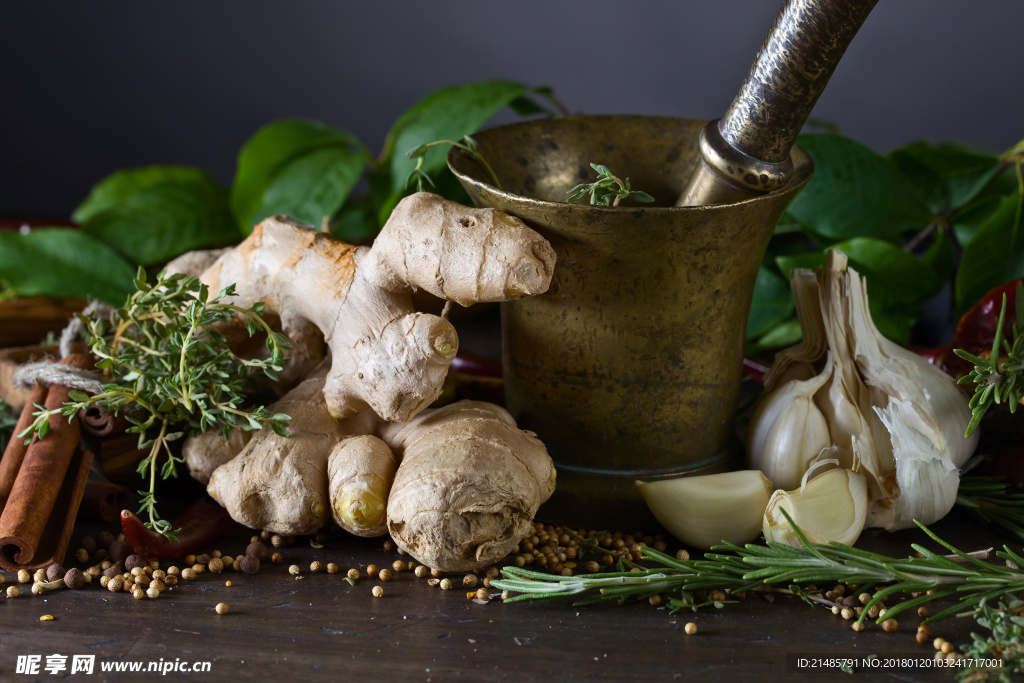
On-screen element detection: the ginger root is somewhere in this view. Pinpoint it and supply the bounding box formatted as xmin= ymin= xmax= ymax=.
xmin=192 ymin=369 xmax=555 ymax=566
xmin=177 ymin=194 xmax=558 ymax=568
xmin=169 ymin=192 xmax=555 ymax=423
xmin=382 ymin=401 xmax=555 ymax=571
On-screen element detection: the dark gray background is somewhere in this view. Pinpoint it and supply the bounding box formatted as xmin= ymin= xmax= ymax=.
xmin=1 ymin=0 xmax=1021 ymax=217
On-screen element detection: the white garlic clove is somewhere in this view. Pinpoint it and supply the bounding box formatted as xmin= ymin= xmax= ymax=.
xmin=748 ymin=362 xmax=832 ymax=492
xmin=636 ymin=470 xmax=773 ymax=551
xmin=763 ymin=467 xmax=868 ymax=548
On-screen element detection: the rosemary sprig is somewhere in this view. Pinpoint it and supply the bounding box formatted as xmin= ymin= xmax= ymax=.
xmin=955 ymin=282 xmax=1024 ymax=437
xmin=406 ymin=135 xmax=502 ymax=192
xmin=493 ymin=509 xmax=1024 ymax=628
xmin=957 ymin=476 xmax=1024 ymax=544
xmin=565 ymin=163 xmax=654 ymax=207
xmin=18 ymin=268 xmax=291 ymax=539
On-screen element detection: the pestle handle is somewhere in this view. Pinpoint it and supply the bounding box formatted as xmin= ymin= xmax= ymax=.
xmin=677 ymin=0 xmax=878 ymax=207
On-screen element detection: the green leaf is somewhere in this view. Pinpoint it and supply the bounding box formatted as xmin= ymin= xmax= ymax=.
xmin=747 ymin=317 xmax=803 ymax=353
xmin=252 ymin=144 xmax=370 ymax=227
xmin=746 ymin=266 xmax=795 ymax=341
xmin=330 ymin=201 xmax=379 ymax=245
xmin=380 ymin=80 xmax=542 ymax=203
xmin=888 ymin=142 xmax=1001 ymax=215
xmin=231 ymin=119 xmax=362 ymax=233
xmin=956 ymin=191 xmax=1024 ymax=315
xmin=788 ymin=134 xmax=933 ymax=243
xmin=72 ymin=166 xmax=212 ymax=225
xmin=922 ymin=228 xmax=957 ymax=282
xmin=80 ymin=173 xmax=238 ymax=266
xmin=777 ymin=238 xmax=944 ymax=343
xmin=953 ymin=194 xmax=1007 ymax=248
xmin=0 ymin=228 xmax=136 ymax=303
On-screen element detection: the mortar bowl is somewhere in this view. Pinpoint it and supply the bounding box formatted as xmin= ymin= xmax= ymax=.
xmin=448 ymin=115 xmax=813 ymax=528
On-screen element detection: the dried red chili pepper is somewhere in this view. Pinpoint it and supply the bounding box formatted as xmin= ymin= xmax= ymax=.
xmin=120 ymin=497 xmax=236 ymax=560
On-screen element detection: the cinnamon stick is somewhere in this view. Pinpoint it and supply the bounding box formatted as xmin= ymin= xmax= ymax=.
xmin=0 ymin=354 xmax=94 ymax=571
xmin=0 ymin=383 xmax=47 ymax=510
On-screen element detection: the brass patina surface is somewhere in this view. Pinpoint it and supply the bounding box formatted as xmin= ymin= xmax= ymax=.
xmin=449 ymin=115 xmax=813 ymax=527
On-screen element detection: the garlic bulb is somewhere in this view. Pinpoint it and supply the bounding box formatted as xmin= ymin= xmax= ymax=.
xmin=763 ymin=462 xmax=868 ymax=547
xmin=748 ymin=250 xmax=977 ymax=533
xmin=636 ymin=470 xmax=773 ymax=550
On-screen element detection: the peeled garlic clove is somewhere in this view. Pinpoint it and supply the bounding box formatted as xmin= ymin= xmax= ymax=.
xmin=747 ymin=367 xmax=832 ymax=492
xmin=636 ymin=470 xmax=773 ymax=551
xmin=763 ymin=467 xmax=868 ymax=548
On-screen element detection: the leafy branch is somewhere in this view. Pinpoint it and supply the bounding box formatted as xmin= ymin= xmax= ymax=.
xmin=954 ymin=282 xmax=1024 ymax=437
xmin=493 ymin=509 xmax=1024 ymax=629
xmin=17 ymin=268 xmax=291 ymax=538
xmin=406 ymin=135 xmax=502 ymax=192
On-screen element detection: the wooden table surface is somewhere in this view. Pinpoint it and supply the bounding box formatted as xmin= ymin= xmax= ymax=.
xmin=0 ymin=502 xmax=1006 ymax=682
xmin=0 ymin=306 xmax=1009 ymax=682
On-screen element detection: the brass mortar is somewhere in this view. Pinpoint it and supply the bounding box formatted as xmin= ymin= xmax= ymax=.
xmin=449 ymin=115 xmax=812 ymax=528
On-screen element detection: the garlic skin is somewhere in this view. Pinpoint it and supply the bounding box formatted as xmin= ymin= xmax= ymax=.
xmin=636 ymin=470 xmax=773 ymax=551
xmin=748 ymin=250 xmax=978 ymax=534
xmin=763 ymin=466 xmax=868 ymax=548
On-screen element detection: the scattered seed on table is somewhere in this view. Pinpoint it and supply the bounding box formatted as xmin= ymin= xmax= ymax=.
xmin=379 ymin=569 xmax=393 ymax=582
xmin=414 ymin=566 xmax=428 ymax=578
xmin=310 ymin=561 xmax=323 ymax=573
xmin=440 ymin=578 xmax=453 ymax=590
xmin=288 ymin=565 xmax=301 ymax=576
xmin=327 ymin=563 xmax=339 ymax=574
xmin=216 ymin=603 xmax=230 ymax=615
xmin=347 ymin=568 xmax=360 ymax=581
xmin=372 ymin=586 xmax=383 ymax=598
xmin=225 ymin=580 xmax=232 ymax=587
xmin=39 ymin=615 xmax=54 ymax=621
xmin=366 ymin=564 xmax=379 ymax=577
xmin=684 ymin=622 xmax=697 ymax=635
xmin=7 ymin=586 xmax=19 ymax=598
xmin=392 ymin=561 xmax=406 ymax=572
xmin=271 ymin=553 xmax=284 ymax=564
xmin=463 ymin=574 xmax=478 ymax=588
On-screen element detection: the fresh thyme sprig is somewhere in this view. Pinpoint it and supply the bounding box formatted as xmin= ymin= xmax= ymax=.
xmin=955 ymin=282 xmax=1024 ymax=437
xmin=406 ymin=135 xmax=502 ymax=192
xmin=493 ymin=509 xmax=1024 ymax=628
xmin=959 ymin=601 xmax=1024 ymax=681
xmin=566 ymin=163 xmax=655 ymax=207
xmin=17 ymin=268 xmax=291 ymax=539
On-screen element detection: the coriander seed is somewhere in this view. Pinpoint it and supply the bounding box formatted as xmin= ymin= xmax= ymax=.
xmin=366 ymin=564 xmax=379 ymax=577
xmin=310 ymin=561 xmax=323 ymax=573
xmin=288 ymin=565 xmax=301 ymax=576
xmin=684 ymin=622 xmax=697 ymax=635
xmin=347 ymin=568 xmax=360 ymax=581
xmin=372 ymin=586 xmax=383 ymax=598
xmin=17 ymin=569 xmax=31 ymax=583
xmin=181 ymin=568 xmax=197 ymax=581
xmin=475 ymin=588 xmax=490 ymax=601
xmin=271 ymin=552 xmax=283 ymax=564
xmin=208 ymin=558 xmax=224 ymax=574
xmin=414 ymin=566 xmax=428 ymax=578
xmin=7 ymin=585 xmax=19 ymax=598
xmin=216 ymin=602 xmax=230 ymax=614
xmin=463 ymin=574 xmax=478 ymax=588
xmin=379 ymin=569 xmax=393 ymax=581
xmin=882 ymin=619 xmax=898 ymax=633
xmin=327 ymin=563 xmax=339 ymax=574
xmin=146 ymin=587 xmax=160 ymax=599
xmin=440 ymin=578 xmax=453 ymax=590
xmin=392 ymin=561 xmax=406 ymax=572
xmin=133 ymin=587 xmax=145 ymax=600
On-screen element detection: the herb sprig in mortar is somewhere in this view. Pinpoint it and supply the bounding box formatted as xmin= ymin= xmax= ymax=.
xmin=18 ymin=268 xmax=291 ymax=539
xmin=566 ymin=163 xmax=655 ymax=207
